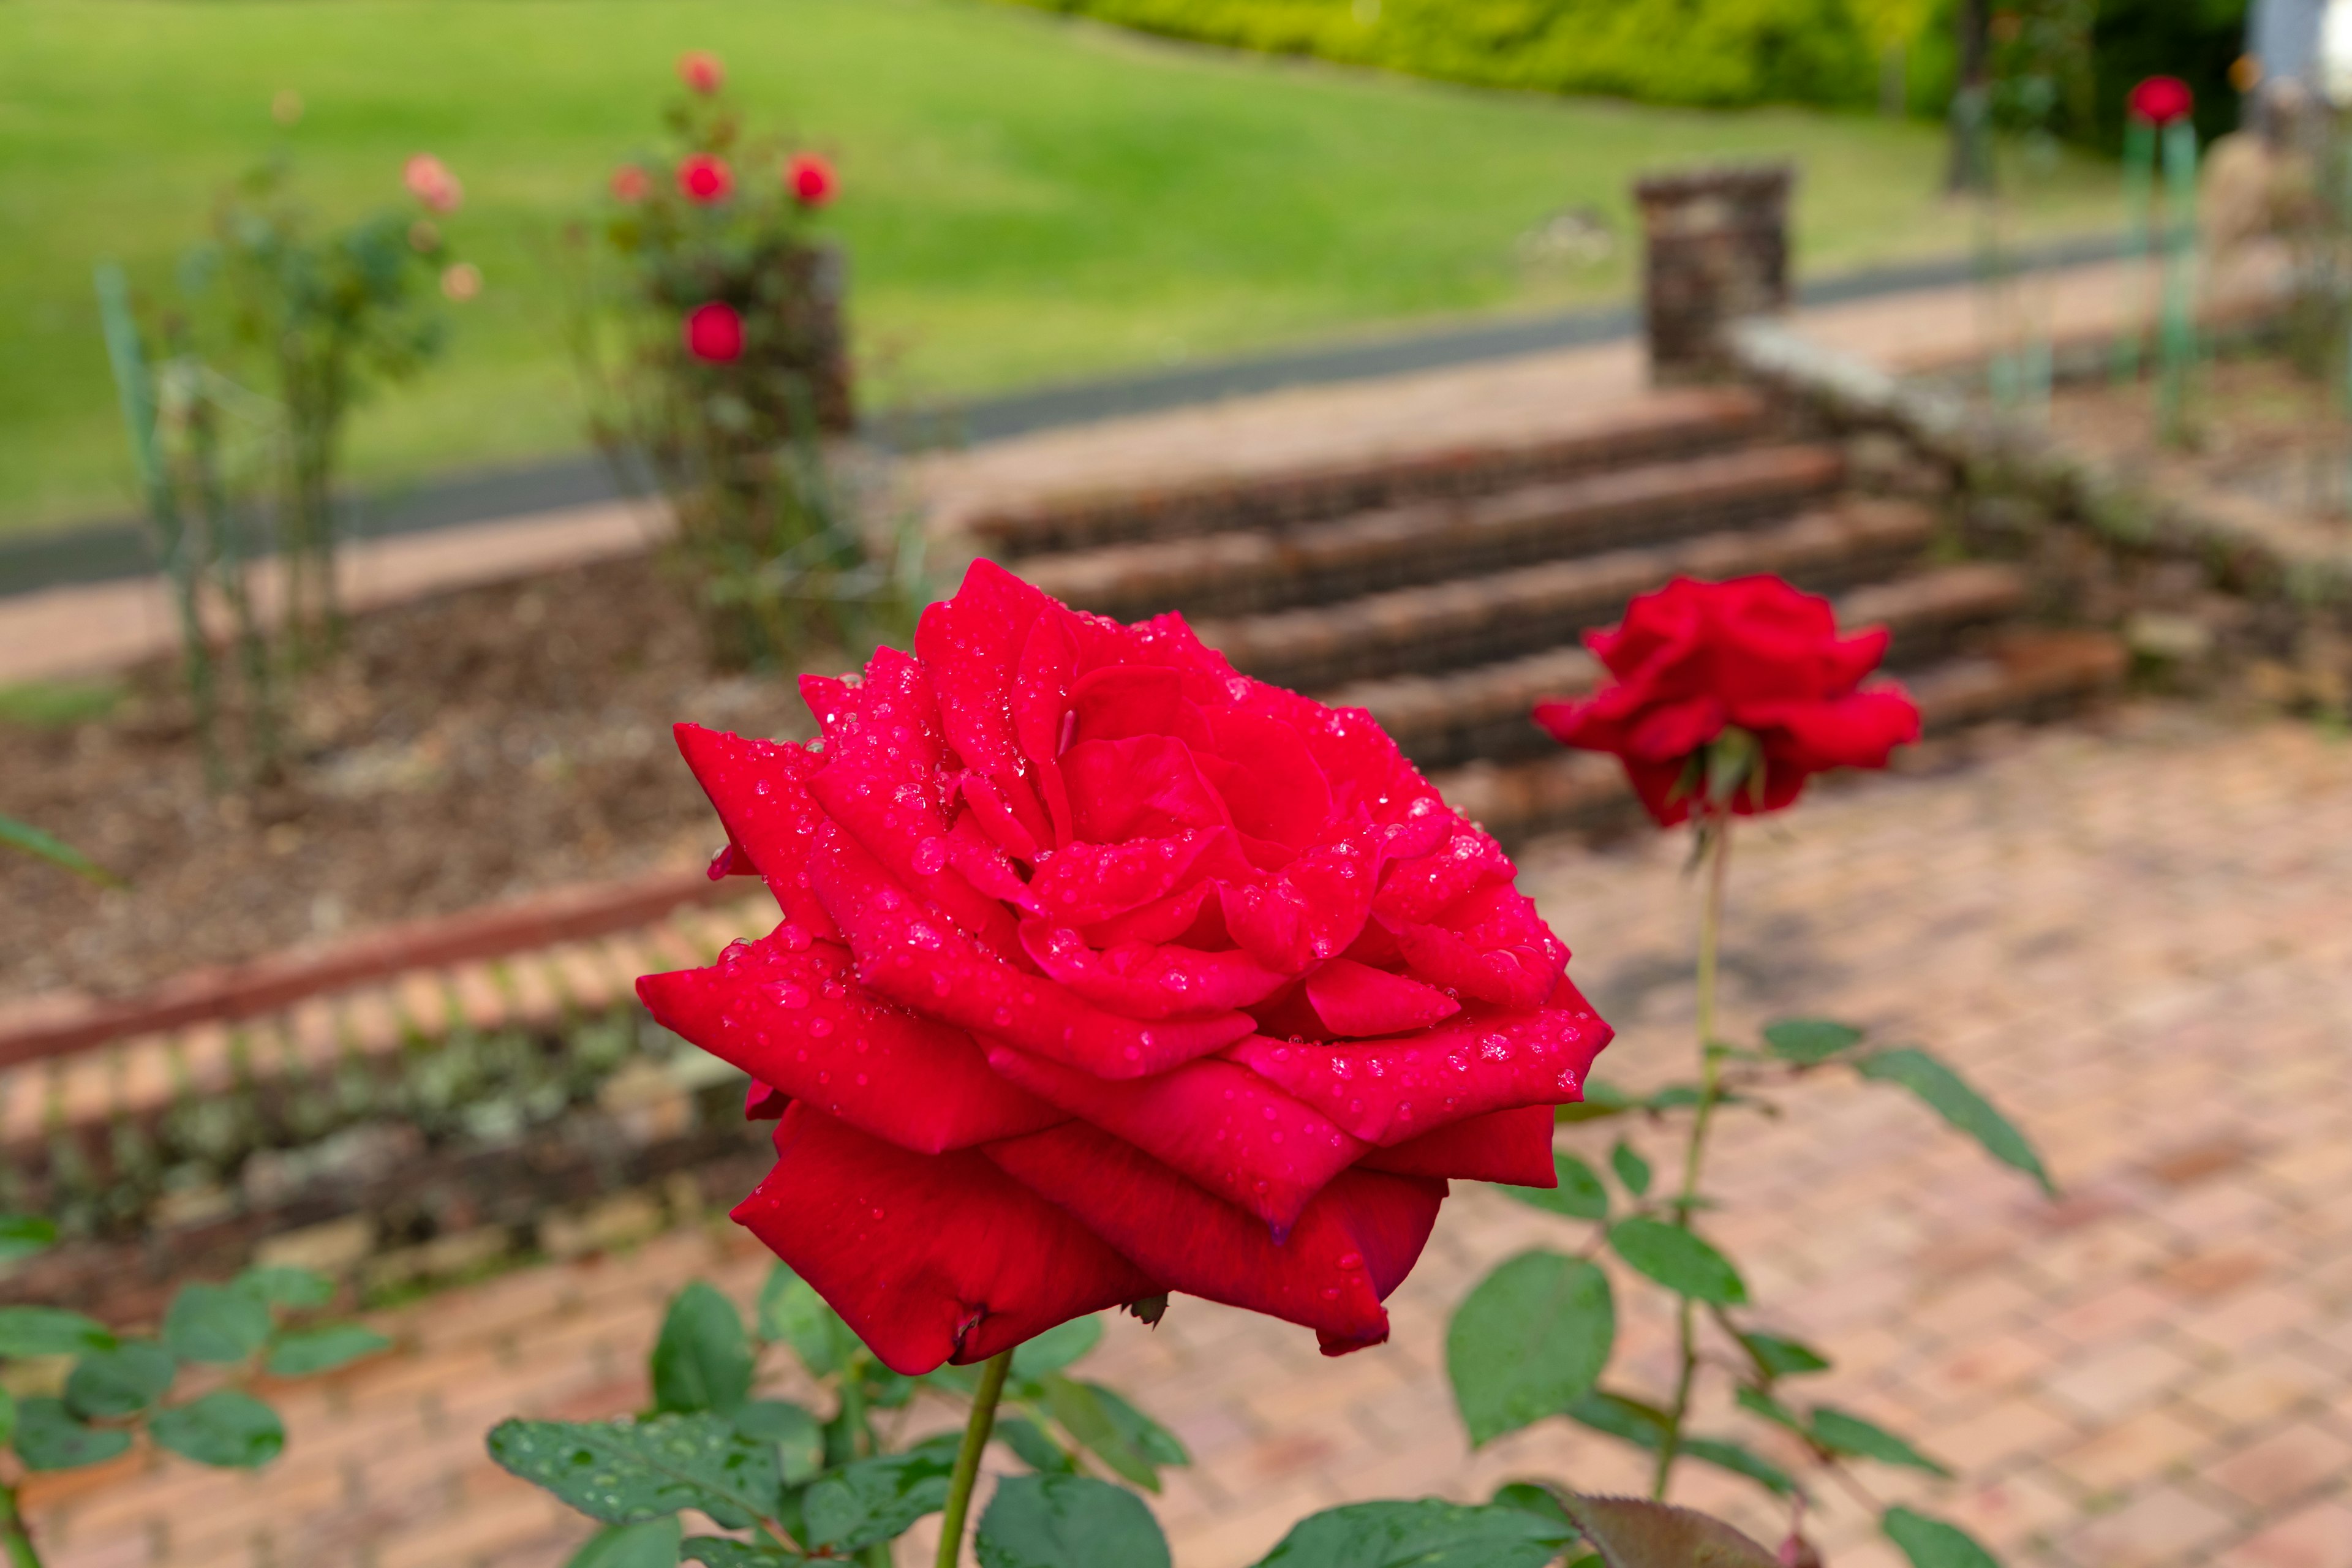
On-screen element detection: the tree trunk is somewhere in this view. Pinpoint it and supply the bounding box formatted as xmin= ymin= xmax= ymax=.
xmin=1945 ymin=0 xmax=1994 ymax=194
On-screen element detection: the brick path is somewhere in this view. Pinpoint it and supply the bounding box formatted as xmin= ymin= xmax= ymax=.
xmin=24 ymin=703 xmax=2352 ymax=1568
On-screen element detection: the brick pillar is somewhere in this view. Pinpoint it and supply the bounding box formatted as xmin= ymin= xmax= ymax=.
xmin=1634 ymin=164 xmax=1795 ymax=383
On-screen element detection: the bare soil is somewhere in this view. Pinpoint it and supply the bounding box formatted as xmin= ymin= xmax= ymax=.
xmin=1 ymin=557 xmax=826 ymax=1002
xmin=2046 ymin=352 xmax=2352 ymax=518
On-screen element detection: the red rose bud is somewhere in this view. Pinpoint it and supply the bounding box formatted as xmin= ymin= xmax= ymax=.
xmin=786 ymin=152 xmax=837 ymax=206
xmin=636 ymin=560 xmax=1613 ymax=1373
xmin=402 ymin=153 xmax=463 ymax=214
xmin=677 ymin=50 xmax=724 ymax=95
xmin=684 ymin=301 xmax=744 ymax=362
xmin=677 ymin=153 xmax=733 ymax=204
xmin=609 ymin=164 xmax=652 ymax=204
xmin=1534 ymin=574 xmax=1921 ymax=827
xmin=2128 ymin=75 xmax=2194 ymax=125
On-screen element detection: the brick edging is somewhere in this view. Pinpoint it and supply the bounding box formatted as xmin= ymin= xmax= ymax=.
xmin=0 ymin=865 xmax=740 ymax=1069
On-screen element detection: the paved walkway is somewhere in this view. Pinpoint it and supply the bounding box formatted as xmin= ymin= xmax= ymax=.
xmin=0 ymin=253 xmax=2227 ymax=688
xmin=24 ymin=706 xmax=2352 ymax=1568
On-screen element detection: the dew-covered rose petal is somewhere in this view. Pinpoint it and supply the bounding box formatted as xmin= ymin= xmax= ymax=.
xmin=674 ymin=723 xmax=838 ymax=937
xmin=736 ymin=1106 xmax=1159 ymax=1375
xmin=638 ymin=932 xmax=1063 ymax=1154
xmin=1387 ymin=881 xmax=1568 ymax=1010
xmin=1357 ymin=1105 xmax=1557 ymax=1185
xmin=914 ymin=557 xmax=1050 ymax=779
xmin=812 ymin=826 xmax=1255 ymax=1077
xmin=983 ymin=1121 xmax=1440 ymax=1354
xmin=1018 ymin=919 xmax=1291 ymax=1019
xmin=982 ymin=1044 xmax=1368 ymax=1232
xmin=1020 ymin=829 xmax=1242 ymax=927
xmin=1229 ymin=1003 xmax=1611 ymax=1145
xmin=1303 ymin=957 xmax=1461 ymax=1037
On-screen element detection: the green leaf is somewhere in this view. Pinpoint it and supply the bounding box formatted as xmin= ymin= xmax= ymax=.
xmin=733 ymin=1399 xmax=824 ymax=1487
xmin=266 ymin=1324 xmax=391 ymax=1378
xmin=1083 ymin=1382 xmax=1187 ymax=1469
xmin=1503 ymin=1153 xmax=1609 ymax=1221
xmin=1762 ymin=1019 xmax=1864 ymax=1064
xmin=1253 ymin=1499 xmax=1574 ymax=1568
xmin=1562 ymin=1389 xmax=1672 ymax=1450
xmin=997 ymin=1415 xmax=1077 ymax=1475
xmin=1488 ymin=1481 xmax=1574 ymax=1533
xmin=1557 ymin=1493 xmax=1777 ymax=1568
xmin=1559 ymin=1081 xmax=1633 ymax=1123
xmin=0 ymin=1215 xmax=57 ymax=1264
xmin=65 ymin=1341 xmax=176 ymax=1419
xmin=149 ymin=1390 xmax=285 ymax=1468
xmin=1732 ymin=1386 xmax=1806 ymax=1436
xmin=1010 ymin=1314 xmax=1101 ymax=1381
xmin=757 ymin=1265 xmax=857 ymax=1378
xmin=13 ymin=1397 xmax=131 ymax=1471
xmin=1608 ymin=1219 xmax=1746 ymax=1304
xmin=568 ymin=1518 xmax=684 ymax=1568
xmin=1855 ymin=1049 xmax=2054 ymax=1196
xmin=0 ymin=813 xmax=122 ymax=886
xmin=1447 ymin=1251 xmax=1614 ymax=1446
xmin=0 ymin=1305 xmax=116 ymax=1357
xmin=653 ymin=1281 xmax=754 ymax=1417
xmin=487 ymin=1414 xmax=783 ymax=1529
xmin=164 ymin=1283 xmax=271 ymax=1364
xmin=977 ymin=1472 xmax=1172 ymax=1568
xmin=1682 ymin=1437 xmax=1798 ymax=1497
xmin=1608 ymin=1142 xmax=1651 ymax=1197
xmin=236 ymin=1265 xmax=335 ymax=1310
xmin=801 ymin=1440 xmax=957 ymax=1551
xmin=681 ymin=1540 xmax=804 ymax=1567
xmin=1040 ymin=1375 xmax=1160 ymax=1491
xmin=1809 ymin=1408 xmax=1950 ymax=1476
xmin=1883 ymin=1507 xmax=2001 ymax=1568
xmin=0 ymin=1387 xmax=17 ymax=1449
xmin=1741 ymin=1332 xmax=1831 ymax=1379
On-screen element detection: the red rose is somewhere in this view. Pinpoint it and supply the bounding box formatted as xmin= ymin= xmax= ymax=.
xmin=677 ymin=50 xmax=725 ymax=96
xmin=785 ymin=152 xmax=837 ymax=206
xmin=639 ymin=562 xmax=1611 ymax=1374
xmin=2128 ymin=75 xmax=2194 ymax=125
xmin=683 ymin=301 xmax=744 ymax=363
xmin=677 ymin=153 xmax=733 ymax=204
xmin=609 ymin=164 xmax=652 ymax=204
xmin=402 ymin=153 xmax=462 ymax=215
xmin=1533 ymin=575 xmax=1920 ymax=827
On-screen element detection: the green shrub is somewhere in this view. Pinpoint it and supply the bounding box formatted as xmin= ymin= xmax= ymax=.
xmin=1008 ymin=0 xmax=1882 ymax=110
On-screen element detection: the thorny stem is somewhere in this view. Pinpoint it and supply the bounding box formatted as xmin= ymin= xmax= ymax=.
xmin=1653 ymin=815 xmax=1734 ymax=1499
xmin=0 ymin=1482 xmax=44 ymax=1568
xmin=935 ymin=1350 xmax=1013 ymax=1568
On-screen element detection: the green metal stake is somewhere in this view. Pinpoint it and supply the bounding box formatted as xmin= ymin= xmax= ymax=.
xmin=2156 ymin=118 xmax=2201 ymax=445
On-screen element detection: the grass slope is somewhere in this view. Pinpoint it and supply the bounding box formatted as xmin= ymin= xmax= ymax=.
xmin=0 ymin=0 xmax=2119 ymax=534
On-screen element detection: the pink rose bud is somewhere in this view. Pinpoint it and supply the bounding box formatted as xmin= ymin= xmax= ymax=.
xmin=610 ymin=164 xmax=652 ymax=204
xmin=785 ymin=152 xmax=838 ymax=207
xmin=677 ymin=153 xmax=733 ymax=205
xmin=684 ymin=301 xmax=744 ymax=363
xmin=403 ymin=153 xmax=463 ymax=215
xmin=677 ymin=50 xmax=724 ymax=95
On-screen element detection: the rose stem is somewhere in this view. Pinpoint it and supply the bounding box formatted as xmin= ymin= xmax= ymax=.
xmin=0 ymin=1483 xmax=43 ymax=1568
xmin=1653 ymin=812 xmax=1734 ymax=1499
xmin=935 ymin=1349 xmax=1015 ymax=1568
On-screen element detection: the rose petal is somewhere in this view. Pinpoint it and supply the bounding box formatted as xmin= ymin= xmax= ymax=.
xmin=984 ymin=1121 xmax=1441 ymax=1354
xmin=736 ymin=1106 xmax=1159 ymax=1374
xmin=638 ymin=932 xmax=1063 ymax=1154
xmin=982 ymin=1044 xmax=1366 ymax=1232
xmin=674 ymin=723 xmax=839 ymax=938
xmin=1018 ymin=919 xmax=1292 ymax=1019
xmin=1062 ymin=736 xmax=1234 ymax=843
xmin=812 ymin=826 xmax=1255 ymax=1077
xmin=1303 ymin=957 xmax=1461 ymax=1037
xmin=1022 ymin=829 xmax=1240 ymax=927
xmin=1228 ymin=1002 xmax=1611 ymax=1145
xmin=1386 ymin=880 xmax=1568 ymax=1009
xmin=1357 ymin=1105 xmax=1556 ymax=1184
xmin=915 ymin=558 xmax=1052 ymax=778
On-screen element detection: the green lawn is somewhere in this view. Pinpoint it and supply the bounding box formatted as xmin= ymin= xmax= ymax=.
xmin=0 ymin=0 xmax=2121 ymax=535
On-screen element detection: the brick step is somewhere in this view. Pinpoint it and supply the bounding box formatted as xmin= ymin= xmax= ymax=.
xmin=1196 ymin=498 xmax=1939 ymax=694
xmin=1335 ymin=562 xmax=2031 ymax=771
xmin=1432 ymin=627 xmax=2128 ymax=843
xmin=965 ymin=383 xmax=1774 ymax=557
xmin=1022 ymin=442 xmax=1845 ymax=624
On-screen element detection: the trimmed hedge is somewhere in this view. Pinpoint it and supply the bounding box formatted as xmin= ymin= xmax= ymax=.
xmin=1006 ymin=0 xmax=1883 ymax=110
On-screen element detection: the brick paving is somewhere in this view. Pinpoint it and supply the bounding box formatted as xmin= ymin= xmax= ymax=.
xmin=23 ymin=703 xmax=2352 ymax=1568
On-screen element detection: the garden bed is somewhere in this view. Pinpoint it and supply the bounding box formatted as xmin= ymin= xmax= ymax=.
xmin=0 ymin=554 xmax=824 ymax=1004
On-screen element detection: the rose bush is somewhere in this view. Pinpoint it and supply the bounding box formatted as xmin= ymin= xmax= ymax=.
xmin=639 ymin=561 xmax=1612 ymax=1375
xmin=1534 ymin=575 xmax=1920 ymax=826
